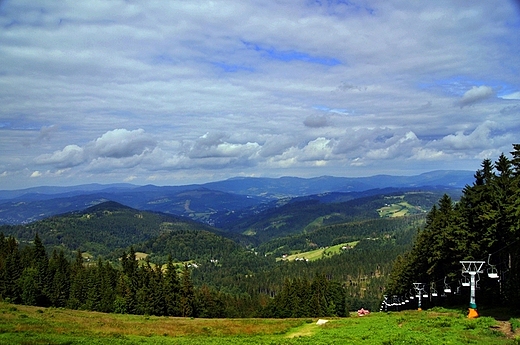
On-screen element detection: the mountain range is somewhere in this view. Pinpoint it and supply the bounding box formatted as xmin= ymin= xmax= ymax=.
xmin=0 ymin=170 xmax=473 ymax=225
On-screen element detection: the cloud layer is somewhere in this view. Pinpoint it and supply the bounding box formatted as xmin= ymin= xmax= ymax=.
xmin=1 ymin=0 xmax=519 ymax=188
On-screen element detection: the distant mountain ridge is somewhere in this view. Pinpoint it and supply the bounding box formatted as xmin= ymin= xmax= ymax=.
xmin=0 ymin=170 xmax=474 ymax=225
xmin=0 ymin=170 xmax=473 ymax=199
xmin=203 ymin=170 xmax=474 ymax=196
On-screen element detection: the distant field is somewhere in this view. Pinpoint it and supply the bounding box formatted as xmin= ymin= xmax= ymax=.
xmin=377 ymin=199 xmax=424 ymax=218
xmin=278 ymin=241 xmax=359 ymax=262
xmin=0 ymin=302 xmax=517 ymax=344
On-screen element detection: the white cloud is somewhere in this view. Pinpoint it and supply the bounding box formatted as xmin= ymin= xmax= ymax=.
xmin=458 ymin=86 xmax=495 ymax=108
xmin=35 ymin=129 xmax=155 ymax=170
xmin=88 ymin=129 xmax=156 ymax=159
xmin=441 ymin=121 xmax=497 ymax=150
xmin=366 ymin=131 xmax=420 ymax=160
xmin=35 ymin=145 xmax=85 ymax=169
xmin=500 ymin=91 xmax=520 ymax=100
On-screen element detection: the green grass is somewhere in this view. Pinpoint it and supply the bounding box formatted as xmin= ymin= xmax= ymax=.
xmin=302 ymin=213 xmax=342 ymax=232
xmin=0 ymin=302 xmax=518 ymax=344
xmin=378 ymin=201 xmax=421 ymax=218
xmin=278 ymin=241 xmax=359 ymax=262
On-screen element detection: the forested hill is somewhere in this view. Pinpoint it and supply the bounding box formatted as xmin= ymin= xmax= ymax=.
xmin=387 ymin=144 xmax=520 ymax=309
xmin=0 ymin=201 xmax=226 ymax=257
xmin=220 ymin=190 xmax=453 ymax=242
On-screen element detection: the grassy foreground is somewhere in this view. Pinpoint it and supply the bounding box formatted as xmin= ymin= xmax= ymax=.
xmin=0 ymin=302 xmax=518 ymax=344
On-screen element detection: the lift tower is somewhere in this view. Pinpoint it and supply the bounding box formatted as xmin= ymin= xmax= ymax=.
xmin=460 ymin=261 xmax=484 ymax=318
xmin=412 ymin=283 xmax=425 ymax=311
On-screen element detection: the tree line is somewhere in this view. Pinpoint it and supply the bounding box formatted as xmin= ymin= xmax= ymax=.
xmin=0 ymin=236 xmax=260 ymax=317
xmin=386 ymin=144 xmax=520 ymax=308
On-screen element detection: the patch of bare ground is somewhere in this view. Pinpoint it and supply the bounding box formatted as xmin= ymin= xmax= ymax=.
xmin=286 ymin=322 xmax=316 ymax=338
xmin=491 ymin=321 xmax=514 ymax=339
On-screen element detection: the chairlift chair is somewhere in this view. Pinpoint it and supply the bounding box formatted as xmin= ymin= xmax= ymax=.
xmin=487 ymin=254 xmax=499 ymax=279
xmin=455 ymin=281 xmax=462 ymax=295
xmin=430 ymin=283 xmax=438 ymax=297
xmin=443 ymin=276 xmax=452 ymax=293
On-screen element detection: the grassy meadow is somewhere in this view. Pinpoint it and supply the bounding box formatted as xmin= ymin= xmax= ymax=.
xmin=1 ymin=302 xmax=519 ymax=344
xmin=277 ymin=241 xmax=359 ymax=262
xmin=377 ymin=201 xmax=418 ymax=218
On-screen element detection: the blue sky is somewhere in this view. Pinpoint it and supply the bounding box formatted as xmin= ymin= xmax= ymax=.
xmin=1 ymin=0 xmax=520 ymax=189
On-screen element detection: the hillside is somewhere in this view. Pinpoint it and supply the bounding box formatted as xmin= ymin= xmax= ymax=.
xmin=0 ymin=201 xmax=224 ymax=257
xmin=222 ymin=190 xmax=451 ymax=242
xmin=2 ymin=303 xmax=517 ymax=344
xmin=0 ymin=187 xmax=265 ymax=225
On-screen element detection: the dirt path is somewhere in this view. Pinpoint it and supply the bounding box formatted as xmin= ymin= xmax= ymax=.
xmin=493 ymin=320 xmax=514 ymax=339
xmin=285 ymin=323 xmax=316 ymax=338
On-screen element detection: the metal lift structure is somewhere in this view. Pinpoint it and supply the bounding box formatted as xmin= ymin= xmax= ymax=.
xmin=460 ymin=260 xmax=485 ymax=318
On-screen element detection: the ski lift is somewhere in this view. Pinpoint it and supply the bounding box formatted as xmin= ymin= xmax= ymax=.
xmin=430 ymin=283 xmax=438 ymax=297
xmin=487 ymin=254 xmax=499 ymax=279
xmin=409 ymin=289 xmax=415 ymax=300
xmin=455 ymin=280 xmax=462 ymax=295
xmin=443 ymin=276 xmax=452 ymax=293
xmin=461 ymin=272 xmax=470 ymax=287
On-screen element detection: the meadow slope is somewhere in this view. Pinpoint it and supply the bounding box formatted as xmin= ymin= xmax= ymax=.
xmin=0 ymin=302 xmax=518 ymax=344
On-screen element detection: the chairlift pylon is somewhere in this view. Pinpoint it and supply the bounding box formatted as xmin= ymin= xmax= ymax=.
xmin=487 ymin=254 xmax=499 ymax=279
xmin=460 ymin=260 xmax=485 ymax=318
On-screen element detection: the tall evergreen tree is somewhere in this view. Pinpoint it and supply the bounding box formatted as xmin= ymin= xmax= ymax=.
xmin=48 ymin=250 xmax=71 ymax=307
xmin=180 ymin=264 xmax=195 ymax=317
xmin=32 ymin=234 xmax=50 ymax=306
xmin=164 ymin=257 xmax=181 ymax=316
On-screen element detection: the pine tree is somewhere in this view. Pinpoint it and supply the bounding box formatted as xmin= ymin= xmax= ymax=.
xmin=48 ymin=250 xmax=70 ymax=307
xmin=180 ymin=264 xmax=195 ymax=317
xmin=67 ymin=250 xmax=88 ymax=309
xmin=0 ymin=236 xmax=22 ymax=303
xmin=164 ymin=257 xmax=181 ymax=316
xmin=32 ymin=234 xmax=50 ymax=306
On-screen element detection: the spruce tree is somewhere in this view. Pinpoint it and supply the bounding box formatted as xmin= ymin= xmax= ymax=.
xmin=180 ymin=264 xmax=195 ymax=317
xmin=164 ymin=257 xmax=181 ymax=316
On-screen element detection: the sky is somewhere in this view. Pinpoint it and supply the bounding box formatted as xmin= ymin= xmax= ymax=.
xmin=1 ymin=0 xmax=520 ymax=190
